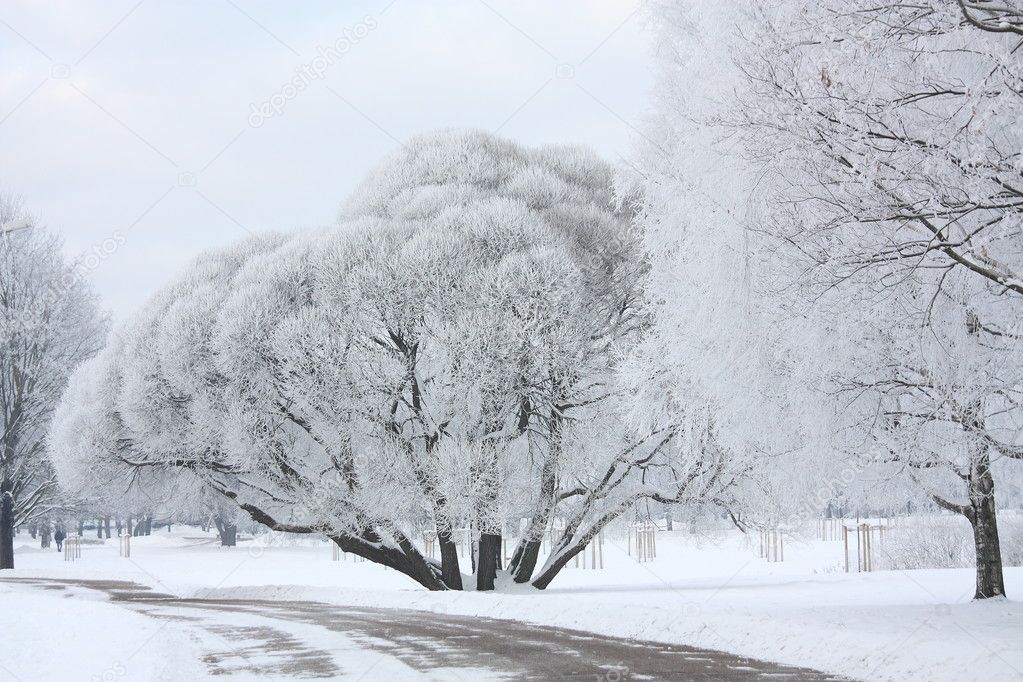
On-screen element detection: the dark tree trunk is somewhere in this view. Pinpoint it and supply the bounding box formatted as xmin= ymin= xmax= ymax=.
xmin=115 ymin=518 xmax=122 ymax=537
xmin=665 ymin=511 xmax=673 ymax=531
xmin=97 ymin=518 xmax=103 ymax=539
xmin=968 ymin=452 xmax=1005 ymax=599
xmin=142 ymin=515 xmax=152 ymax=536
xmin=955 ymin=382 xmax=1007 ymax=601
xmin=437 ymin=528 xmax=462 ymax=590
xmin=40 ymin=520 xmax=51 ymax=549
xmin=532 ymin=502 xmax=632 ymax=590
xmin=476 ymin=533 xmax=501 ymax=591
xmin=77 ymin=519 xmax=84 ymax=536
xmin=126 ymin=516 xmax=133 ymax=536
xmin=228 ymin=491 xmax=448 ymax=591
xmin=104 ymin=516 xmax=111 ymax=539
xmin=509 ymin=539 xmax=543 ymax=583
xmin=329 ymin=533 xmax=448 ymax=591
xmin=532 ymin=539 xmax=587 ymax=590
xmin=509 ymin=414 xmax=562 ymax=583
xmin=213 ymin=516 xmax=237 ymax=547
xmin=0 ymin=488 xmax=14 ymax=569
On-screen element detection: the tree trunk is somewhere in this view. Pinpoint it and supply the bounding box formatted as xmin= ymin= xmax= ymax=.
xmin=968 ymin=452 xmax=1005 ymax=599
xmin=329 ymin=533 xmax=448 ymax=591
xmin=509 ymin=538 xmax=543 ymax=583
xmin=956 ymin=382 xmax=1007 ymax=601
xmin=532 ymin=500 xmax=635 ymax=590
xmin=476 ymin=533 xmax=501 ymax=591
xmin=437 ymin=527 xmax=463 ymax=590
xmin=104 ymin=516 xmax=111 ymax=539
xmin=469 ymin=526 xmax=477 ymax=575
xmin=115 ymin=518 xmax=122 ymax=538
xmin=229 ymin=491 xmax=449 ymax=591
xmin=532 ymin=537 xmax=587 ymax=590
xmin=40 ymin=520 xmax=51 ymax=549
xmin=126 ymin=516 xmax=133 ymax=536
xmin=665 ymin=511 xmax=674 ymax=531
xmin=509 ymin=413 xmax=562 ymax=583
xmin=213 ymin=516 xmax=237 ymax=547
xmin=97 ymin=518 xmax=103 ymax=538
xmin=0 ymin=488 xmax=14 ymax=569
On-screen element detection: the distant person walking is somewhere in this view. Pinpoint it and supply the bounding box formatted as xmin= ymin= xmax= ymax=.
xmin=54 ymin=528 xmax=66 ymax=552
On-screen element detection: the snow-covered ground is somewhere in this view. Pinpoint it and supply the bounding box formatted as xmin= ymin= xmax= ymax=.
xmin=3 ymin=525 xmax=1021 ymax=681
xmin=0 ymin=575 xmax=207 ymax=681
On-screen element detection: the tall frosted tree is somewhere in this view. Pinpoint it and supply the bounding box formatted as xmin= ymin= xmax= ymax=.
xmin=52 ymin=132 xmax=736 ymax=591
xmin=639 ymin=0 xmax=1023 ymax=598
xmin=0 ymin=195 xmax=106 ymax=568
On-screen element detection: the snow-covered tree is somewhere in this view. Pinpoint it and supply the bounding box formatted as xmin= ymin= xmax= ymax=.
xmin=0 ymin=194 xmax=107 ymax=568
xmin=340 ymin=131 xmax=652 ymax=587
xmin=639 ymin=0 xmax=1023 ymax=598
xmin=735 ymin=0 xmax=1023 ymax=600
xmin=50 ymin=337 xmax=237 ymax=544
xmin=52 ymin=131 xmax=730 ymax=591
xmin=628 ymin=1 xmax=824 ymax=542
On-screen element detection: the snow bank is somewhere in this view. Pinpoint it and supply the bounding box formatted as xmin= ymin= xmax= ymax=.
xmin=0 ymin=581 xmax=207 ymax=681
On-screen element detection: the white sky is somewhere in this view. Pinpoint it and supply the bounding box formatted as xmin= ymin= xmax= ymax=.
xmin=1 ymin=0 xmax=653 ymax=318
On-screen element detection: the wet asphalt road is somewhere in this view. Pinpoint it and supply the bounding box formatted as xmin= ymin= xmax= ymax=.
xmin=2 ymin=577 xmax=847 ymax=680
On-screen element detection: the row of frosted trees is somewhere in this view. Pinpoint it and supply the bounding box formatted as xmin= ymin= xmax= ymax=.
xmin=634 ymin=0 xmax=1023 ymax=599
xmin=40 ymin=1 xmax=1023 ymax=600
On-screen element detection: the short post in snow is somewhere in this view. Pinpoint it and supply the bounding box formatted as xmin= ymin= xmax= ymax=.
xmin=572 ymin=530 xmax=604 ymax=569
xmin=758 ymin=528 xmax=784 ymax=562
xmin=546 ymin=518 xmax=565 ymax=557
xmin=818 ymin=517 xmax=843 ymax=541
xmin=422 ymin=530 xmax=436 ymax=559
xmin=64 ymin=535 xmax=81 ymax=562
xmin=457 ymin=527 xmax=471 ymax=558
xmin=119 ymin=532 xmax=131 ymax=558
xmin=844 ymin=522 xmax=885 ymax=572
xmin=630 ymin=524 xmax=656 ymax=562
xmin=332 ymin=542 xmax=365 ymax=562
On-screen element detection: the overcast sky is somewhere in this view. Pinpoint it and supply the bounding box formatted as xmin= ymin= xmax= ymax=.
xmin=1 ymin=0 xmax=653 ymax=318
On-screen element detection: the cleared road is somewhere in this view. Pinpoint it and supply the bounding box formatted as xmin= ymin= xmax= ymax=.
xmin=2 ymin=577 xmax=847 ymax=680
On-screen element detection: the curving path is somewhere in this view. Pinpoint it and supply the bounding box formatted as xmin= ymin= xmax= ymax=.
xmin=2 ymin=577 xmax=848 ymax=680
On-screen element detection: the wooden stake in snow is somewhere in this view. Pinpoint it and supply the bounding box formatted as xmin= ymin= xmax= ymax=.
xmin=818 ymin=518 xmax=843 ymax=541
xmin=572 ymin=530 xmax=604 ymax=569
xmin=422 ymin=531 xmax=436 ymax=560
xmin=63 ymin=535 xmax=81 ymax=562
xmin=758 ymin=529 xmax=784 ymax=562
xmin=843 ymin=522 xmax=885 ymax=572
xmin=631 ymin=524 xmax=656 ymax=563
